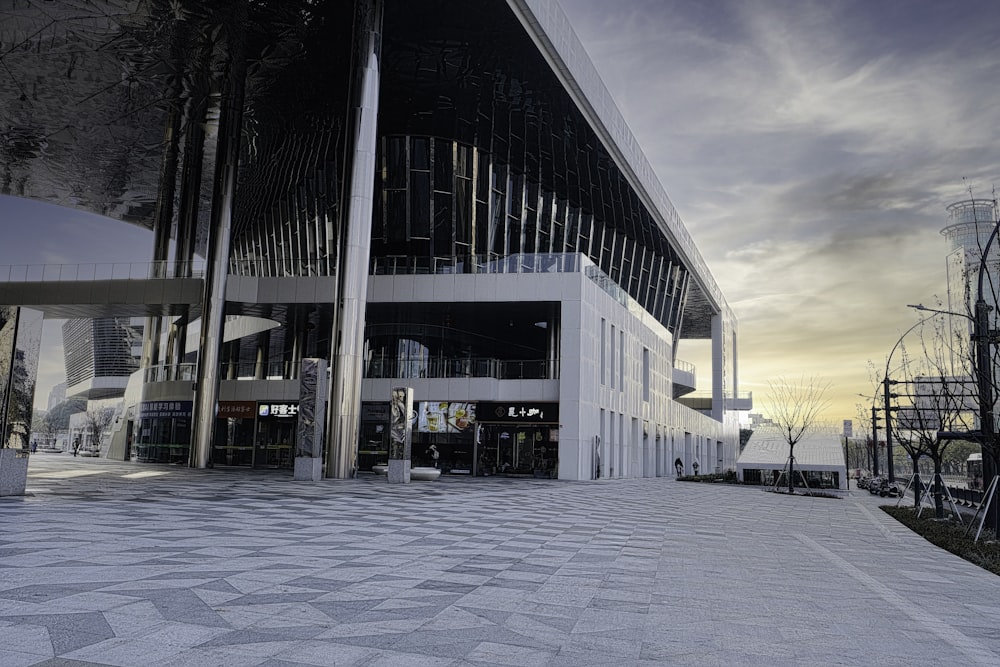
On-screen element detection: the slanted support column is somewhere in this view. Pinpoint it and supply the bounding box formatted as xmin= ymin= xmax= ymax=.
xmin=325 ymin=0 xmax=383 ymax=478
xmin=387 ymin=387 xmax=412 ymax=484
xmin=189 ymin=9 xmax=248 ymax=469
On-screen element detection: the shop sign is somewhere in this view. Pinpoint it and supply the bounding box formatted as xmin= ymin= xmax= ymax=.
xmin=218 ymin=401 xmax=256 ymax=419
xmin=362 ymin=402 xmax=390 ymax=422
xmin=415 ymin=401 xmax=475 ymax=433
xmin=258 ymin=402 xmax=299 ymax=418
xmin=476 ymin=401 xmax=558 ymax=424
xmin=139 ymin=401 xmax=193 ymax=419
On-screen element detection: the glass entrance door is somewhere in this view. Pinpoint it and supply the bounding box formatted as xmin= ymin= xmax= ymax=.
xmin=254 ymin=419 xmax=295 ymax=468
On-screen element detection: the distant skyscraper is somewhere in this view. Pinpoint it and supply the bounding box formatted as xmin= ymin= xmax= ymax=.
xmin=62 ymin=318 xmax=142 ymax=400
xmin=941 ymin=198 xmax=1000 ymax=375
xmin=46 ymin=382 xmax=66 ymax=411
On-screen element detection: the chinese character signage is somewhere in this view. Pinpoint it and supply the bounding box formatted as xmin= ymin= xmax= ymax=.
xmin=415 ymin=401 xmax=476 ymax=433
xmin=258 ymin=402 xmax=299 ymax=418
xmin=218 ymin=401 xmax=256 ymax=419
xmin=476 ymin=402 xmax=558 ymax=424
xmin=138 ymin=401 xmax=193 ymax=419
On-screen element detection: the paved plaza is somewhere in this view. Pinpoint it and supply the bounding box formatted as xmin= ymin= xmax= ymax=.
xmin=2 ymin=455 xmax=999 ymax=666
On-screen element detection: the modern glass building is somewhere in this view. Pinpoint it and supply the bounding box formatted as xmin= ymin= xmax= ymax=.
xmin=62 ymin=318 xmax=143 ymax=400
xmin=0 ymin=0 xmax=747 ymax=480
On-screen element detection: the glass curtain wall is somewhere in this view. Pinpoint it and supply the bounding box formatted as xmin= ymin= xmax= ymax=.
xmin=371 ymin=135 xmax=686 ymax=334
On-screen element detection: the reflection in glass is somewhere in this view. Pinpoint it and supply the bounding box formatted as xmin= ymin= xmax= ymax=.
xmin=0 ymin=308 xmax=43 ymax=450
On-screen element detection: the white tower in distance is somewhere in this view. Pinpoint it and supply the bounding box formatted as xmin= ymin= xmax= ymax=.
xmin=940 ymin=197 xmax=1000 ymax=384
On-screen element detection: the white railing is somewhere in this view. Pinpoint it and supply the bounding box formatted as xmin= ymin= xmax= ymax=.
xmin=0 ymin=260 xmax=206 ymax=282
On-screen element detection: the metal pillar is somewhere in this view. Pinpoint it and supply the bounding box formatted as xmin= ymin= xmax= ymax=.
xmin=975 ymin=297 xmax=998 ymax=533
xmin=189 ymin=9 xmax=247 ymax=469
xmin=884 ymin=376 xmax=895 ymax=483
xmin=871 ymin=405 xmax=879 ymax=477
xmin=324 ymin=0 xmax=383 ymax=479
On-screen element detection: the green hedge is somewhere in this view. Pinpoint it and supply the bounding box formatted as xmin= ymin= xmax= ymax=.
xmin=881 ymin=506 xmax=1000 ymax=576
xmin=678 ymin=471 xmax=738 ymax=483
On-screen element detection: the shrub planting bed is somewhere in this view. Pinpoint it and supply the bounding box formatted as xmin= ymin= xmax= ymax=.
xmin=882 ymin=505 xmax=1000 ymax=576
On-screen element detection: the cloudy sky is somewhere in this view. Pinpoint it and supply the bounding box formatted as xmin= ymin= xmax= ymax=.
xmin=561 ymin=0 xmax=1000 ymax=422
xmin=4 ymin=0 xmax=1000 ymax=422
xmin=0 ymin=197 xmax=152 ymax=409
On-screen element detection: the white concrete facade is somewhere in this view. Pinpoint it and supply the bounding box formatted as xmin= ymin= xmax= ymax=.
xmin=363 ymin=255 xmax=739 ymax=482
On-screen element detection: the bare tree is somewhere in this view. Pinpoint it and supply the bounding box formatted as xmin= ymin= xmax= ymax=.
xmin=764 ymin=376 xmax=833 ymax=493
xmin=890 ymin=320 xmax=976 ymax=516
xmin=930 ymin=193 xmax=1000 ymax=533
xmin=851 ymin=402 xmax=876 ymax=476
xmin=83 ymin=407 xmax=116 ymax=455
xmin=31 ymin=410 xmax=58 ymax=450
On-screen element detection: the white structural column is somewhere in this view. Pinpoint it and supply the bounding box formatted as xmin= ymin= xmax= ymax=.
xmin=326 ymin=0 xmax=383 ymax=478
xmin=712 ymin=314 xmax=724 ymax=421
xmin=190 ymin=15 xmax=247 ymax=469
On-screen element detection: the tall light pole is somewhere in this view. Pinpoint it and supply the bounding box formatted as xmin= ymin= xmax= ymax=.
xmin=880 ymin=315 xmax=932 ymax=483
xmin=974 ymin=221 xmax=999 ymax=535
xmin=871 ymin=404 xmax=880 ymax=476
xmin=911 ymin=210 xmax=1000 ymax=533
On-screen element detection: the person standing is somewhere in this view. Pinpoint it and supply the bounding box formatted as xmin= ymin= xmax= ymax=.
xmin=72 ymin=435 xmax=81 ymax=457
xmin=674 ymin=458 xmax=683 ymax=476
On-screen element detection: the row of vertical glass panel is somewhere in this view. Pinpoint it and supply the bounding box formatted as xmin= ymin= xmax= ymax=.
xmin=225 ymin=132 xmax=690 ymax=334
xmin=372 ymin=135 xmax=688 ymax=333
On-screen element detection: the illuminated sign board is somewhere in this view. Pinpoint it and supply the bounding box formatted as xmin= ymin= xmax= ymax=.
xmin=258 ymin=402 xmax=299 ymax=418
xmin=138 ymin=401 xmax=193 ymax=419
xmin=218 ymin=401 xmax=256 ymax=419
xmin=476 ymin=402 xmax=558 ymax=424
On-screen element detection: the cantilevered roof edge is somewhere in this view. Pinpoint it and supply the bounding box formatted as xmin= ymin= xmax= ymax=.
xmin=507 ymin=0 xmax=728 ymax=315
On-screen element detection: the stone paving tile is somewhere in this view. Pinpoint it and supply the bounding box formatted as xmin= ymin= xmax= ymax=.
xmin=2 ymin=455 xmax=1000 ymax=665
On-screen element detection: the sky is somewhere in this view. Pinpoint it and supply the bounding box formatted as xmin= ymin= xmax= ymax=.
xmin=3 ymin=0 xmax=1000 ymax=422
xmin=558 ymin=0 xmax=1000 ymax=423
xmin=0 ymin=197 xmax=152 ymax=409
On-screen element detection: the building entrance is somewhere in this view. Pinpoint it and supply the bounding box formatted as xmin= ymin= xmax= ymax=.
xmin=475 ymin=401 xmax=559 ymax=478
xmin=478 ymin=426 xmax=556 ymax=477
xmin=254 ymin=418 xmax=294 ymax=468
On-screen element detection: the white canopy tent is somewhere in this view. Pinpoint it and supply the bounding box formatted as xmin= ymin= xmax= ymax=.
xmin=737 ymin=433 xmax=847 ymax=490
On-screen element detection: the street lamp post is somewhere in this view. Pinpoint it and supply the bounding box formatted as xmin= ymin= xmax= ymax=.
xmin=880 ymin=316 xmax=932 ymax=483
xmin=871 ymin=404 xmax=880 ymax=477
xmin=910 ymin=224 xmax=1000 ymax=534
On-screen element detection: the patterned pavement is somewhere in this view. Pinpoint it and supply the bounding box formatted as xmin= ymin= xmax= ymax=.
xmin=1 ymin=453 xmax=999 ymax=666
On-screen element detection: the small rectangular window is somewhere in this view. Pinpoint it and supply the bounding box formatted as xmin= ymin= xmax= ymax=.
xmin=642 ymin=347 xmax=650 ymax=402
xmin=619 ymin=329 xmax=625 ymax=393
xmin=610 ymin=324 xmax=616 ymax=389
xmin=601 ymin=319 xmax=606 ymax=386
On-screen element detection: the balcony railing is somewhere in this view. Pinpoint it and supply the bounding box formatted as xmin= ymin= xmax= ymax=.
xmin=228 ymin=257 xmax=332 ymax=277
xmin=674 ymin=359 xmax=696 ymax=374
xmin=0 ymin=260 xmax=205 ymax=282
xmin=144 ymin=363 xmax=198 ymax=383
xmin=365 ymin=357 xmax=559 ymax=381
xmin=371 ymin=252 xmax=582 ymax=276
xmin=221 ymin=360 xmax=301 ymax=380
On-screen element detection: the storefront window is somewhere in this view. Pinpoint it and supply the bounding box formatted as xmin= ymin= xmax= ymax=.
xmin=133 ymin=401 xmax=192 ymax=463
